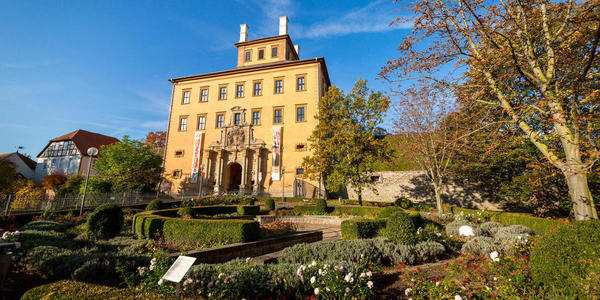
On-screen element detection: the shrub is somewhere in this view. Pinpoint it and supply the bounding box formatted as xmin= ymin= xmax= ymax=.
xmin=177 ymin=207 xmax=195 ymax=219
xmin=161 ymin=218 xmax=259 ymax=244
xmin=445 ymin=219 xmax=480 ymax=237
xmin=530 ymin=220 xmax=600 ymax=298
xmin=341 ymin=219 xmax=386 ymax=240
xmin=20 ymin=220 xmax=72 ymax=232
xmin=14 ymin=229 xmax=77 ymax=251
xmin=314 ymin=199 xmax=328 ymax=214
xmin=146 ymin=199 xmax=162 ymax=211
xmin=236 ymin=205 xmax=260 ymax=215
xmin=86 ymin=204 xmax=124 ymax=240
xmin=479 ymin=221 xmax=503 ymax=236
xmin=379 ymin=211 xmax=417 ymax=245
xmin=413 ymin=241 xmax=446 ymax=262
xmin=394 ymin=197 xmax=412 ymax=208
xmin=377 ymin=206 xmax=404 ymax=219
xmin=20 ymin=280 xmax=170 ymax=300
xmin=494 ymin=225 xmax=532 ymax=245
xmin=265 ymin=199 xmax=275 ymax=211
xmin=461 ymin=236 xmax=499 ymax=257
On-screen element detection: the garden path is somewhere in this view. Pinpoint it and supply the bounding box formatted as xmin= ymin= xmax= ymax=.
xmin=251 ymin=223 xmax=342 ymax=264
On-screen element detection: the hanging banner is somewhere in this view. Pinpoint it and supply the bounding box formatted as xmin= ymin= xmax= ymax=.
xmin=271 ymin=126 xmax=282 ymax=181
xmin=190 ymin=131 xmax=203 ymax=183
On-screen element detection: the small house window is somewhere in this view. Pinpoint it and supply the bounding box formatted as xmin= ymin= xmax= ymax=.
xmin=236 ymin=84 xmax=244 ymax=98
xmin=296 ymin=168 xmax=304 ymax=175
xmin=273 ymin=109 xmax=282 ymax=124
xmin=182 ymin=91 xmax=190 ymax=104
xmin=234 ymin=113 xmax=241 ymax=126
xmin=295 ymin=144 xmax=306 ymax=151
xmin=179 ymin=117 xmax=187 ymax=131
xmin=370 ymin=175 xmax=380 ymax=182
xmin=197 ymin=115 xmax=206 ymax=130
xmin=219 ymin=87 xmax=227 ymax=100
xmin=296 ymin=107 xmax=305 ymax=122
xmin=252 ymin=111 xmax=260 ymax=125
xmin=216 ymin=114 xmax=224 ymax=128
xmin=297 ymin=77 xmax=305 ymax=91
xmin=175 ymin=150 xmax=184 ymax=157
xmin=173 ymin=169 xmax=181 ymax=177
xmin=254 ymin=82 xmax=262 ymax=96
xmin=245 ymin=51 xmax=251 ymax=61
xmin=200 ymin=89 xmax=208 ymax=102
xmin=274 ymin=79 xmax=283 ymax=94
xmin=272 ymin=47 xmax=278 ymax=57
xmin=258 ymin=49 xmax=264 ymax=59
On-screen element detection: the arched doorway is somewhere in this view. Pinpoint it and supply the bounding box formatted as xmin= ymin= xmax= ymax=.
xmin=225 ymin=162 xmax=242 ymax=192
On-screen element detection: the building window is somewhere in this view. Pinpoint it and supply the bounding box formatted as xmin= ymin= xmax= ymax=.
xmin=273 ymin=108 xmax=282 ymax=124
xmin=295 ymin=143 xmax=306 ymax=151
xmin=297 ymin=77 xmax=305 ymax=91
xmin=173 ymin=169 xmax=181 ymax=177
xmin=296 ymin=168 xmax=304 ymax=175
xmin=197 ymin=115 xmax=206 ymax=130
xmin=296 ymin=106 xmax=305 ymax=122
xmin=179 ymin=117 xmax=187 ymax=131
xmin=370 ymin=175 xmax=381 ymax=182
xmin=252 ymin=111 xmax=260 ymax=125
xmin=219 ymin=87 xmax=227 ymax=100
xmin=200 ymin=89 xmax=208 ymax=102
xmin=234 ymin=113 xmax=241 ymax=126
xmin=253 ymin=82 xmax=262 ymax=96
xmin=182 ymin=90 xmax=190 ymax=104
xmin=258 ymin=49 xmax=264 ymax=59
xmin=245 ymin=51 xmax=251 ymax=61
xmin=175 ymin=150 xmax=184 ymax=157
xmin=271 ymin=47 xmax=278 ymax=57
xmin=236 ymin=84 xmax=244 ymax=98
xmin=216 ymin=114 xmax=224 ymax=128
xmin=274 ymin=79 xmax=283 ymax=94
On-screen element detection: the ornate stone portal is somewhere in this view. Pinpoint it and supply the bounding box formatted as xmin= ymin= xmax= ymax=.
xmin=205 ymin=106 xmax=268 ymax=194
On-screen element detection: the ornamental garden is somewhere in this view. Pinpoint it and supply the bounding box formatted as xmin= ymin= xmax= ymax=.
xmin=1 ymin=194 xmax=598 ymax=299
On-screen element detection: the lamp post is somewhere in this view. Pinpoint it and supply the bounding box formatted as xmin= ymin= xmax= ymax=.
xmin=80 ymin=147 xmax=98 ymax=215
xmin=198 ymin=165 xmax=204 ymax=198
xmin=281 ymin=167 xmax=285 ymax=201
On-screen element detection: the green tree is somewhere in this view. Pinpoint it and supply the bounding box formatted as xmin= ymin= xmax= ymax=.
xmin=94 ymin=136 xmax=163 ymax=193
xmin=302 ymin=79 xmax=392 ymax=205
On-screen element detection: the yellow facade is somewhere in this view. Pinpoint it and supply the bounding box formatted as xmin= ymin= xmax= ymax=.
xmin=163 ymin=31 xmax=330 ymax=197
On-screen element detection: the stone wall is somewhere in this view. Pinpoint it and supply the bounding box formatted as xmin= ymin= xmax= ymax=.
xmin=345 ymin=171 xmax=499 ymax=210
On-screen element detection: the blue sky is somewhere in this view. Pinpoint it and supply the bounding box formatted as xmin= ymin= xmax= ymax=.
xmin=0 ymin=0 xmax=412 ymax=156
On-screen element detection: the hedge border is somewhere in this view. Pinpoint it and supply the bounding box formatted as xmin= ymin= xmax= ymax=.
xmin=341 ymin=218 xmax=387 ymax=240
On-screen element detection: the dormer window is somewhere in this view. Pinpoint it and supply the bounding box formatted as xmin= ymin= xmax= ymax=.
xmin=245 ymin=51 xmax=251 ymax=61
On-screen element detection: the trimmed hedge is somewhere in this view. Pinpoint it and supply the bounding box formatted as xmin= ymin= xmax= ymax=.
xmin=530 ymin=220 xmax=600 ymax=298
xmin=86 ymin=204 xmax=124 ymax=240
xmin=265 ymin=199 xmax=276 ymax=211
xmin=145 ymin=199 xmax=163 ymax=211
xmin=133 ymin=206 xmax=260 ymax=244
xmin=21 ymin=280 xmax=186 ymax=300
xmin=237 ymin=205 xmax=260 ymax=215
xmin=341 ymin=218 xmax=387 ymax=240
xmin=379 ymin=211 xmax=418 ymax=245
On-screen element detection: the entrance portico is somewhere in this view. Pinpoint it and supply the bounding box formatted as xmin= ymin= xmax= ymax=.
xmin=205 ymin=107 xmax=268 ymax=194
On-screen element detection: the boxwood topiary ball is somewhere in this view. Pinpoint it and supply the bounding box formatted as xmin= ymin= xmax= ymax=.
xmin=530 ymin=220 xmax=600 ymax=298
xmin=380 ymin=211 xmax=418 ymax=245
xmin=265 ymin=199 xmax=276 ymax=211
xmin=86 ymin=204 xmax=124 ymax=240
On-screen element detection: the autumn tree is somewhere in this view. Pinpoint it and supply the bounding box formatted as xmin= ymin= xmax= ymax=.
xmin=0 ymin=160 xmax=16 ymax=197
xmin=41 ymin=173 xmax=68 ymax=191
xmin=144 ymin=131 xmax=167 ymax=155
xmin=94 ymin=136 xmax=163 ymax=192
xmin=302 ymin=79 xmax=392 ymax=205
xmin=394 ymin=84 xmax=476 ymax=214
xmin=383 ymin=0 xmax=600 ymax=220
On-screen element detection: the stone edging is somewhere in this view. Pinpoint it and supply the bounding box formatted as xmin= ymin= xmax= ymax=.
xmin=255 ymin=215 xmax=355 ymax=226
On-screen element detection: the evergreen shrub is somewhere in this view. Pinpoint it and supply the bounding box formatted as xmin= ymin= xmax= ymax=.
xmin=86 ymin=204 xmax=124 ymax=240
xmin=340 ymin=218 xmax=387 ymax=239
xmin=177 ymin=207 xmax=195 ymax=219
xmin=265 ymin=199 xmax=276 ymax=211
xmin=236 ymin=205 xmax=260 ymax=215
xmin=530 ymin=220 xmax=600 ymax=298
xmin=379 ymin=211 xmax=418 ymax=245
xmin=145 ymin=199 xmax=162 ymax=211
xmin=314 ymin=199 xmax=329 ymax=214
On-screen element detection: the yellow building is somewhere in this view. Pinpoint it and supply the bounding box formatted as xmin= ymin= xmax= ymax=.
xmin=163 ymin=16 xmax=331 ymax=197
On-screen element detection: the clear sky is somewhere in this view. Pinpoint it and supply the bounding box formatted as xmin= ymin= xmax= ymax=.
xmin=0 ymin=0 xmax=412 ymax=157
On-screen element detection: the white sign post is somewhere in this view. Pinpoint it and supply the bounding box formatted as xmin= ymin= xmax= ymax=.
xmin=161 ymin=255 xmax=197 ymax=297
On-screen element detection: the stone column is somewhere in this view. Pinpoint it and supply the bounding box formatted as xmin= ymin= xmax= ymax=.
xmin=205 ymin=152 xmax=213 ymax=190
xmin=214 ymin=151 xmax=224 ymax=194
xmin=253 ymin=149 xmax=262 ymax=195
xmin=240 ymin=151 xmax=249 ymax=194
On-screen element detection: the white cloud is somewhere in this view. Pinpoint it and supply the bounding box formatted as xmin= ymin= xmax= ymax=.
xmin=293 ymin=1 xmax=411 ymax=39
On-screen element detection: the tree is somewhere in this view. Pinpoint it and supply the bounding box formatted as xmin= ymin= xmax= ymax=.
xmin=394 ymin=84 xmax=473 ymax=214
xmin=144 ymin=131 xmax=166 ymax=155
xmin=94 ymin=136 xmax=163 ymax=192
xmin=302 ymin=79 xmax=392 ymax=206
xmin=0 ymin=160 xmax=16 ymax=197
xmin=382 ymin=0 xmax=600 ymax=220
xmin=41 ymin=173 xmax=67 ymax=191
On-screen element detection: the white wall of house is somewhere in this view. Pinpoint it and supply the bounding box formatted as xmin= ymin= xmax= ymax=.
xmin=3 ymin=154 xmax=35 ymax=179
xmin=34 ymin=155 xmax=82 ymax=182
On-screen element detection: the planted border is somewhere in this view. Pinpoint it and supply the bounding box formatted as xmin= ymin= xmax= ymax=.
xmin=341 ymin=218 xmax=387 ymax=240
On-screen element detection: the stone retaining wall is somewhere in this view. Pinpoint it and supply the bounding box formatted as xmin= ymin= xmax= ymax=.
xmin=168 ymin=230 xmax=323 ymax=263
xmin=256 ymin=215 xmax=351 ymax=226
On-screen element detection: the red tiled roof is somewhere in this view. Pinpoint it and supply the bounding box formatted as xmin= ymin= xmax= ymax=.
xmin=0 ymin=152 xmax=37 ymax=171
xmin=37 ymin=129 xmax=119 ymax=157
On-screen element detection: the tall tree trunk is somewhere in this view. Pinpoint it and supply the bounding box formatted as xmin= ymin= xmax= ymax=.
xmin=433 ymin=182 xmax=444 ymax=215
xmin=563 ymin=170 xmax=597 ymax=220
xmin=357 ymin=186 xmax=363 ymax=207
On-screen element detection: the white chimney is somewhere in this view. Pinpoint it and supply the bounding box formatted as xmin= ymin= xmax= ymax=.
xmin=294 ymin=44 xmax=299 ymax=57
xmin=279 ymin=16 xmax=288 ymax=35
xmin=239 ymin=24 xmax=248 ymax=43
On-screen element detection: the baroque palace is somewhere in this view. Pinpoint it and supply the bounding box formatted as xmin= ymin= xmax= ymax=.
xmin=163 ymin=17 xmax=331 ymax=197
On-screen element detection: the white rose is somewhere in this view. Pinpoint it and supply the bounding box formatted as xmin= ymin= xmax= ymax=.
xmin=490 ymin=251 xmax=500 ymax=262
xmin=314 ymin=288 xmax=319 ymax=295
xmin=455 ymin=295 xmax=463 ymax=300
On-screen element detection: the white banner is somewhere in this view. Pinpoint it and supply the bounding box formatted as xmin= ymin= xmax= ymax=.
xmin=271 ymin=126 xmax=282 ymax=181
xmin=190 ymin=131 xmax=203 ymax=183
